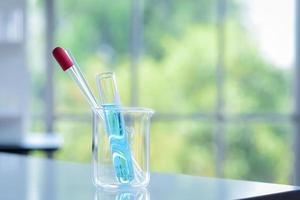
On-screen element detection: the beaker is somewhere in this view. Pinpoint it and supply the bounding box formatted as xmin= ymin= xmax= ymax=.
xmin=92 ymin=107 xmax=154 ymax=189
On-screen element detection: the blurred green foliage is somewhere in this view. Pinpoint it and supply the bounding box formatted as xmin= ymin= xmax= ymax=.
xmin=34 ymin=0 xmax=293 ymax=184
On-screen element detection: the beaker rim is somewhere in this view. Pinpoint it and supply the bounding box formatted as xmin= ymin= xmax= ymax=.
xmin=95 ymin=106 xmax=155 ymax=115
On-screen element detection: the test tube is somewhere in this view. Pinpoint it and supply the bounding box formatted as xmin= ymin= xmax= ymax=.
xmin=97 ymin=72 xmax=135 ymax=183
xmin=97 ymin=72 xmax=121 ymax=105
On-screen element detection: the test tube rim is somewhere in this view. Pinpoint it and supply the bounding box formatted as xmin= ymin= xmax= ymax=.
xmin=94 ymin=106 xmax=155 ymax=115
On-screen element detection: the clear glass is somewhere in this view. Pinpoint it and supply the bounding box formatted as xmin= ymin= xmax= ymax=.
xmin=96 ymin=72 xmax=121 ymax=105
xmin=66 ymin=59 xmax=99 ymax=109
xmin=92 ymin=107 xmax=154 ymax=189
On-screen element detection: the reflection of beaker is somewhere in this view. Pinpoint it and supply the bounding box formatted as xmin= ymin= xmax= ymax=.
xmin=92 ymin=107 xmax=154 ymax=189
xmin=94 ymin=188 xmax=150 ymax=200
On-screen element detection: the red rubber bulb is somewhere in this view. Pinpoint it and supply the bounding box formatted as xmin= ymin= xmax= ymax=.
xmin=52 ymin=47 xmax=74 ymax=71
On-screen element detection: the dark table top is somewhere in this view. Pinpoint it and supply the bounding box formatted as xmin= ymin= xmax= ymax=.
xmin=0 ymin=134 xmax=63 ymax=154
xmin=0 ymin=153 xmax=299 ymax=200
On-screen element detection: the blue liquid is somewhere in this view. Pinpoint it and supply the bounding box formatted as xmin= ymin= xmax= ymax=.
xmin=103 ymin=104 xmax=134 ymax=183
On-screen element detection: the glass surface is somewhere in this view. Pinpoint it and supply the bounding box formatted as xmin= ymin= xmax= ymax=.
xmin=1 ymin=153 xmax=298 ymax=200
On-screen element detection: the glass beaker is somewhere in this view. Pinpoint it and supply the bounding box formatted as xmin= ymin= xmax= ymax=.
xmin=92 ymin=107 xmax=154 ymax=189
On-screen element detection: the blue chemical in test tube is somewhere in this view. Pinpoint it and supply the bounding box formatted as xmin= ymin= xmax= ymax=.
xmin=97 ymin=72 xmax=134 ymax=183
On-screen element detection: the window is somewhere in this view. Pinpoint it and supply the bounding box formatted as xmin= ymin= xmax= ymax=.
xmin=28 ymin=0 xmax=297 ymax=184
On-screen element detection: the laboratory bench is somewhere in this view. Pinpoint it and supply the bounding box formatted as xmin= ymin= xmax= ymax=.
xmin=0 ymin=153 xmax=299 ymax=200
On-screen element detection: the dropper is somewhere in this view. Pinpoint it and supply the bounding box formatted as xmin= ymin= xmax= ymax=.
xmin=52 ymin=47 xmax=103 ymax=118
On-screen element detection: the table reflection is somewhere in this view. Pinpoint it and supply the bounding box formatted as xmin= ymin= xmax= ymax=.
xmin=94 ymin=187 xmax=149 ymax=200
